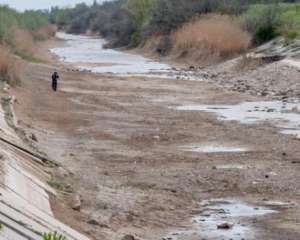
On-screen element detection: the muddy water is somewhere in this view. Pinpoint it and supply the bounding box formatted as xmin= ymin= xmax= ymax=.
xmin=51 ymin=33 xmax=198 ymax=80
xmin=167 ymin=200 xmax=276 ymax=240
xmin=51 ymin=33 xmax=169 ymax=74
xmin=182 ymin=145 xmax=247 ymax=153
xmin=176 ymin=100 xmax=300 ymax=137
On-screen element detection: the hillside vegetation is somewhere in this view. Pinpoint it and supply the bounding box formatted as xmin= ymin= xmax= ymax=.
xmin=0 ymin=5 xmax=55 ymax=85
xmin=50 ymin=0 xmax=299 ymax=49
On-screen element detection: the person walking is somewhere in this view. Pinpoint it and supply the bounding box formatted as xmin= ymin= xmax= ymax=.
xmin=52 ymin=72 xmax=59 ymax=92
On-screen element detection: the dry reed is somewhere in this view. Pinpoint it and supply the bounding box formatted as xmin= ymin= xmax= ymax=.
xmin=172 ymin=14 xmax=251 ymax=58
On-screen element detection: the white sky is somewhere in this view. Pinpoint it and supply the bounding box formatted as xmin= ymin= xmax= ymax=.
xmin=0 ymin=0 xmax=107 ymax=11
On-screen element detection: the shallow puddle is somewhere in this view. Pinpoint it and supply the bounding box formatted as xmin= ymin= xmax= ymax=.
xmin=176 ymin=100 xmax=300 ymax=136
xmin=215 ymin=164 xmax=246 ymax=170
xmin=183 ymin=145 xmax=247 ymax=153
xmin=167 ymin=199 xmax=276 ymax=240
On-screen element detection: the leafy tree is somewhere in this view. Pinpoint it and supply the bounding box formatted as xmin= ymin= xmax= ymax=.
xmin=241 ymin=4 xmax=282 ymax=43
xmin=123 ymin=0 xmax=155 ymax=44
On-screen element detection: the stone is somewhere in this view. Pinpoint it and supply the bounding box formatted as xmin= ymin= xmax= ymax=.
xmin=217 ymin=222 xmax=234 ymax=229
xmin=57 ymin=167 xmax=70 ymax=178
xmin=30 ymin=133 xmax=38 ymax=142
xmin=153 ymin=135 xmax=160 ymax=141
xmin=71 ymin=194 xmax=81 ymax=211
xmin=122 ymin=235 xmax=135 ymax=240
xmin=87 ymin=218 xmax=100 ymax=226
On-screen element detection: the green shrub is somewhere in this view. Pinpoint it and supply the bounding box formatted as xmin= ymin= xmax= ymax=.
xmin=0 ymin=5 xmax=49 ymax=43
xmin=285 ymin=30 xmax=298 ymax=39
xmin=255 ymin=26 xmax=279 ymax=44
xmin=123 ymin=0 xmax=156 ymax=46
xmin=279 ymin=3 xmax=300 ymax=39
xmin=43 ymin=232 xmax=67 ymax=240
xmin=241 ymin=4 xmax=282 ymax=44
xmin=0 ymin=6 xmax=19 ymax=42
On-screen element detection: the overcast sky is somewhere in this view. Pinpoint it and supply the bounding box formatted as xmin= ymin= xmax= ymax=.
xmin=0 ymin=0 xmax=106 ymax=11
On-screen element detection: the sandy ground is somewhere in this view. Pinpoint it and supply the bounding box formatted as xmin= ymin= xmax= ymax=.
xmin=10 ymin=39 xmax=300 ymax=240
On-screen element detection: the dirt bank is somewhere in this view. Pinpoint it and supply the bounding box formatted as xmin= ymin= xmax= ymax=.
xmin=10 ymin=37 xmax=300 ymax=240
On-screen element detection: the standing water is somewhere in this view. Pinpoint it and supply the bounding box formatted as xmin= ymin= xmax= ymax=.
xmin=176 ymin=100 xmax=300 ymax=137
xmin=167 ymin=199 xmax=276 ymax=240
xmin=51 ymin=33 xmax=198 ymax=80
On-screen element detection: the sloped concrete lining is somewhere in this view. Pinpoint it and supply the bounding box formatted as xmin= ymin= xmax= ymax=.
xmin=282 ymin=58 xmax=300 ymax=69
xmin=0 ymin=102 xmax=90 ymax=240
xmin=255 ymin=37 xmax=300 ymax=59
xmin=0 ymin=101 xmax=24 ymax=147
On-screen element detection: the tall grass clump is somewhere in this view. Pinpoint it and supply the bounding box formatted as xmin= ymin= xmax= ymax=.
xmin=11 ymin=28 xmax=35 ymax=54
xmin=33 ymin=25 xmax=57 ymax=40
xmin=0 ymin=45 xmax=18 ymax=85
xmin=172 ymin=14 xmax=251 ymax=61
xmin=0 ymin=5 xmax=51 ymax=86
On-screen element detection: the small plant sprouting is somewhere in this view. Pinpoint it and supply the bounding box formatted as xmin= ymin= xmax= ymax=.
xmin=43 ymin=232 xmax=67 ymax=240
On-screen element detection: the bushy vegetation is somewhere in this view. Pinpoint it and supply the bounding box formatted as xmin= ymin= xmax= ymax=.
xmin=50 ymin=0 xmax=135 ymax=47
xmin=240 ymin=2 xmax=300 ymax=43
xmin=0 ymin=5 xmax=53 ymax=85
xmin=50 ymin=0 xmax=299 ymax=49
xmin=279 ymin=3 xmax=300 ymax=39
xmin=0 ymin=45 xmax=18 ymax=85
xmin=124 ymin=0 xmax=156 ymax=46
xmin=0 ymin=6 xmax=50 ymax=42
xmin=241 ymin=4 xmax=282 ymax=44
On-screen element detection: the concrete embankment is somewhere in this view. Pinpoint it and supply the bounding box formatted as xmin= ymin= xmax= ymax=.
xmin=0 ymin=97 xmax=89 ymax=240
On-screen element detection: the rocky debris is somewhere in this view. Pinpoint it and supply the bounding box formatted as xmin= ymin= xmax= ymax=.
xmin=65 ymin=184 xmax=73 ymax=193
xmin=203 ymin=57 xmax=300 ymax=100
xmin=217 ymin=222 xmax=234 ymax=229
xmin=30 ymin=133 xmax=38 ymax=142
xmin=121 ymin=235 xmax=135 ymax=240
xmin=153 ymin=135 xmax=160 ymax=141
xmin=87 ymin=218 xmax=101 ymax=226
xmin=282 ymin=152 xmax=287 ymax=157
xmin=261 ymin=55 xmax=285 ymax=63
xmin=56 ymin=167 xmax=70 ymax=178
xmin=71 ymin=193 xmax=82 ymax=211
xmin=87 ymin=217 xmax=110 ymax=228
xmin=3 ymin=83 xmax=10 ymax=92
